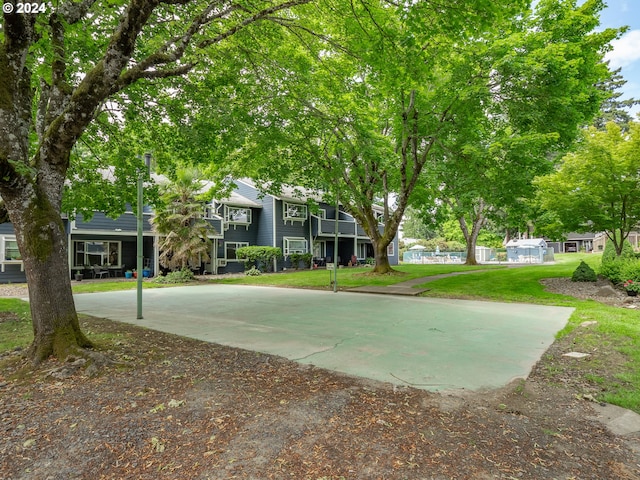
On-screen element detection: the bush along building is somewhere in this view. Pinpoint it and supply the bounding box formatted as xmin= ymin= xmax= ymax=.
xmin=0 ymin=179 xmax=398 ymax=283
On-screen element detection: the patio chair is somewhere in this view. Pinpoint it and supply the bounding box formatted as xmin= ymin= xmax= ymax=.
xmin=92 ymin=264 xmax=109 ymax=279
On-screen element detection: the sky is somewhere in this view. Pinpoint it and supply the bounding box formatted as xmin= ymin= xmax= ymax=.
xmin=600 ymin=0 xmax=640 ymax=117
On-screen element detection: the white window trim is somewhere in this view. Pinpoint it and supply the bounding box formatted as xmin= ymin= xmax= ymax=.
xmin=313 ymin=240 xmax=326 ymax=258
xmin=224 ymin=205 xmax=252 ymax=225
xmin=283 ymin=202 xmax=307 ymax=223
xmin=357 ymin=242 xmax=368 ymax=260
xmin=283 ymin=237 xmax=308 ymax=256
xmin=225 ymin=241 xmax=249 ymax=261
xmin=1 ymin=236 xmax=23 ymax=272
xmin=72 ymin=240 xmax=122 ymax=268
xmin=387 ymin=242 xmax=395 ymax=256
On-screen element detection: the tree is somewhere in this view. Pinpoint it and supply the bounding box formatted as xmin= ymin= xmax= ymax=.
xmin=401 ymin=207 xmax=438 ymax=240
xmin=535 ymin=122 xmax=640 ymax=256
xmin=151 ymin=170 xmax=215 ymax=271
xmin=180 ymin=0 xmax=616 ymax=270
xmin=421 ymin=0 xmax=618 ymax=265
xmin=175 ymin=0 xmax=532 ymax=273
xmin=0 ymin=0 xmax=311 ymax=364
xmin=592 ymin=67 xmax=640 ymax=131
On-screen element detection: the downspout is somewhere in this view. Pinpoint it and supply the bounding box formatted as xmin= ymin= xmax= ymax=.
xmin=272 ymin=196 xmax=277 ymax=272
xmin=153 ymin=231 xmax=159 ymax=278
xmin=213 ymin=239 xmax=218 ymax=275
xmin=309 ymin=214 xmax=313 ymax=269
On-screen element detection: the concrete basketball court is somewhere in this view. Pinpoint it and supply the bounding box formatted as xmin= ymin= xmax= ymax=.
xmin=74 ymin=285 xmax=574 ymax=392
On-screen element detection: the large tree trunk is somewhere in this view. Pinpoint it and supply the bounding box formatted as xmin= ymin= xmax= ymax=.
xmin=458 ymin=200 xmax=487 ymax=266
xmin=371 ymin=240 xmax=392 ymax=274
xmin=464 ymin=234 xmax=479 ymax=266
xmin=3 ymin=189 xmax=92 ymax=364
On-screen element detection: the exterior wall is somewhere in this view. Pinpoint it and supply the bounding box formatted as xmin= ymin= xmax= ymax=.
xmin=216 ymin=214 xmax=261 ymax=274
xmin=74 ymin=211 xmax=153 ymax=232
xmin=0 ymin=181 xmax=398 ymax=282
xmin=275 ymin=198 xmax=309 ymax=270
xmin=0 ymin=264 xmax=27 ymax=283
xmin=1 ymin=223 xmax=26 ymax=283
xmin=0 ymin=224 xmax=21 ymax=280
xmin=70 ymin=234 xmax=154 ymax=277
xmin=235 ymin=180 xmax=275 ymax=247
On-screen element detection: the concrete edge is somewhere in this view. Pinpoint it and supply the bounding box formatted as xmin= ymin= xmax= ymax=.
xmin=588 ymin=402 xmax=640 ymax=436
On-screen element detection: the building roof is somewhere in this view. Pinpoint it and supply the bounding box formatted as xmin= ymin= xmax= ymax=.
xmin=238 ymin=178 xmax=323 ymax=203
xmin=217 ymin=191 xmax=262 ymax=208
xmin=505 ymin=238 xmax=547 ymax=248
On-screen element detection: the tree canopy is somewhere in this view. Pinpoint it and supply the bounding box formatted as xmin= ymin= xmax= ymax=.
xmin=0 ymin=0 xmax=312 ymax=363
xmin=535 ymin=122 xmax=640 ymax=255
xmin=158 ymin=0 xmax=617 ymax=270
xmin=416 ymin=0 xmax=619 ymax=264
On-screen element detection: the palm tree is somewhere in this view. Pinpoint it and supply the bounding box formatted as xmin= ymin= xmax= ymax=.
xmin=151 ymin=169 xmax=215 ymax=271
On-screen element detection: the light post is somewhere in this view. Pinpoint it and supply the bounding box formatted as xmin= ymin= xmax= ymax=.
xmin=136 ymin=153 xmax=151 ymax=319
xmin=333 ymin=189 xmax=339 ymax=293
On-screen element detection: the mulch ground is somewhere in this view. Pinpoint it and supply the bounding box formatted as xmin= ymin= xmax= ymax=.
xmin=2 ymin=311 xmax=640 ymax=480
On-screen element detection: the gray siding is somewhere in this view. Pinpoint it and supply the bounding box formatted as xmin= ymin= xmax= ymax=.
xmin=74 ymin=212 xmax=153 ymax=232
xmin=0 ymin=223 xmax=23 ymax=283
xmin=0 ymin=264 xmax=26 ymax=283
xmin=256 ymin=199 xmax=274 ymax=247
xmin=234 ymin=181 xmax=275 ymax=247
xmin=0 ymin=223 xmax=16 ymax=234
xmin=275 ymin=199 xmax=309 ymax=270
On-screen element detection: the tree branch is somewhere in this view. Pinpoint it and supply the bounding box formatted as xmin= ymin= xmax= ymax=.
xmin=198 ymin=0 xmax=313 ymax=49
xmin=58 ymin=0 xmax=99 ymax=24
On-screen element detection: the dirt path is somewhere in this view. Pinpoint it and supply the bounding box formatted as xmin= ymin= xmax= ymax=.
xmin=2 ymin=314 xmax=640 ymax=479
xmin=2 ymin=277 xmax=640 ymax=478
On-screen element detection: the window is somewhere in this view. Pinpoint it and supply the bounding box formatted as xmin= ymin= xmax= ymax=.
xmin=225 ymin=241 xmax=249 ymax=261
xmin=224 ymin=206 xmax=251 ymax=224
xmin=2 ymin=237 xmax=21 ymax=261
xmin=73 ymin=241 xmax=121 ymax=267
xmin=317 ymin=208 xmax=327 ymax=219
xmin=313 ymin=241 xmax=326 ymax=259
xmin=284 ymin=237 xmax=308 ymax=255
xmin=283 ymin=202 xmax=307 ymax=222
xmin=357 ymin=242 xmax=368 ymax=260
xmin=387 ymin=242 xmax=395 ymax=256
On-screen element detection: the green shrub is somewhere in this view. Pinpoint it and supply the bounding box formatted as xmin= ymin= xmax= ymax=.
xmin=600 ymin=239 xmax=637 ymax=284
xmin=600 ymin=260 xmax=625 ymax=284
xmin=236 ymin=246 xmax=282 ymax=272
xmin=289 ymin=253 xmax=313 ymax=269
xmin=244 ymin=266 xmax=262 ymax=276
xmin=601 ymin=239 xmax=617 ymax=265
xmin=571 ymin=260 xmax=597 ymax=282
xmin=620 ymin=260 xmax=640 ymax=283
xmin=152 ymin=268 xmax=195 ymax=284
xmin=602 ymin=238 xmax=635 ymax=263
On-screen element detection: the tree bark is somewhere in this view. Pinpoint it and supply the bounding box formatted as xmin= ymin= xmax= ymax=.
xmin=0 ymin=0 xmax=314 ymax=365
xmin=371 ymin=240 xmax=392 ymax=274
xmin=2 ymin=189 xmax=92 ymax=364
xmin=458 ymin=200 xmax=487 ymax=266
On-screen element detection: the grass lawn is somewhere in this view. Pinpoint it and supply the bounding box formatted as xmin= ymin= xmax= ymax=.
xmin=3 ymin=252 xmax=640 ymax=412
xmin=71 ymin=279 xmax=170 ymax=294
xmin=208 ymin=263 xmax=506 ymax=288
